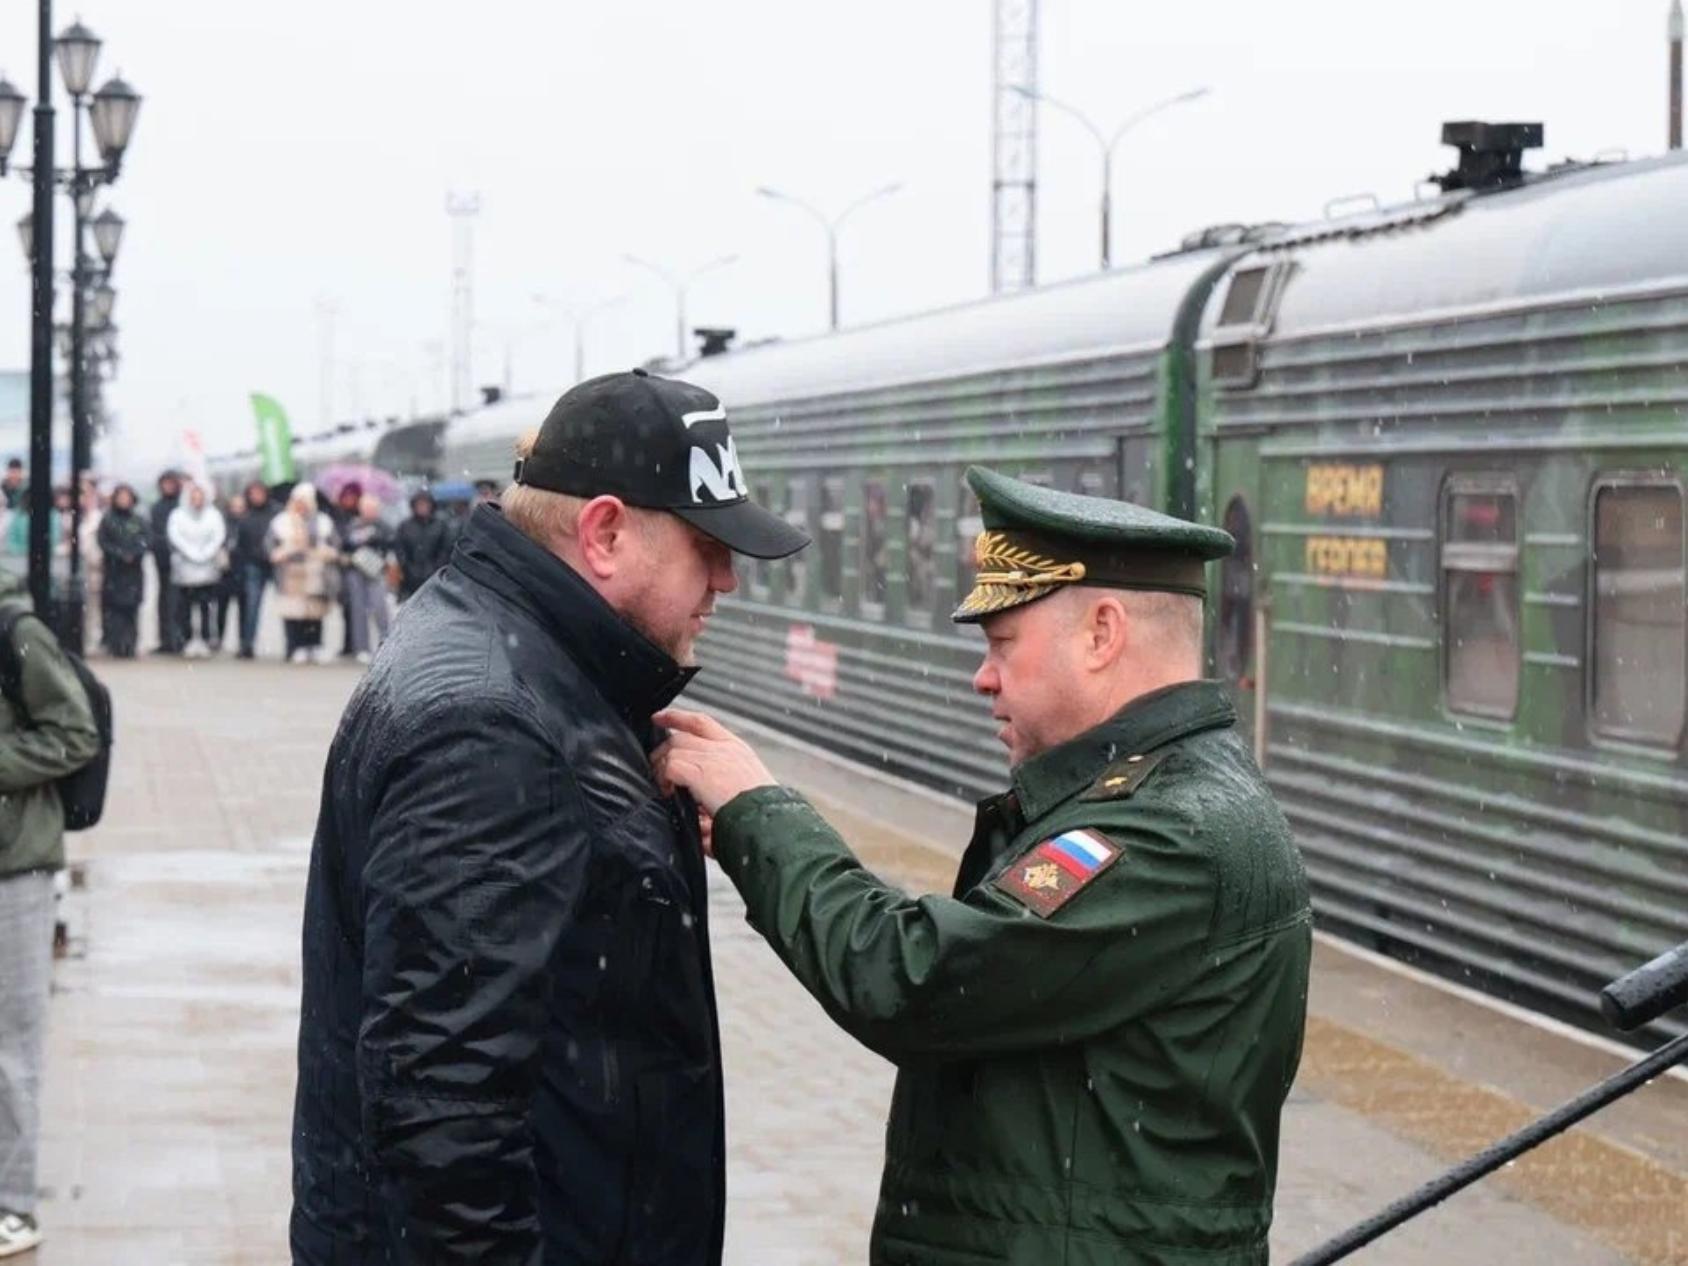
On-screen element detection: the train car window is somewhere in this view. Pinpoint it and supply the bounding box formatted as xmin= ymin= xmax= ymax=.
xmin=750 ymin=483 xmax=773 ymax=599
xmin=1211 ymin=262 xmax=1288 ymax=390
xmin=905 ymin=481 xmax=936 ymax=614
xmin=1076 ymin=464 xmax=1111 ymax=498
xmin=782 ymin=480 xmax=809 ymax=604
xmin=1217 ymin=496 xmax=1254 ymax=681
xmin=1591 ymin=483 xmax=1685 ymax=746
xmin=819 ymin=476 xmax=846 ymax=602
xmin=1442 ymin=482 xmax=1521 ymax=720
xmin=862 ymin=480 xmax=890 ymax=615
xmin=1218 ymin=267 xmax=1268 ymax=326
xmin=956 ymin=478 xmax=983 ymax=600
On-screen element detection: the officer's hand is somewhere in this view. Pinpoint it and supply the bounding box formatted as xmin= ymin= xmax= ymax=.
xmin=651 ymin=708 xmax=777 ymax=818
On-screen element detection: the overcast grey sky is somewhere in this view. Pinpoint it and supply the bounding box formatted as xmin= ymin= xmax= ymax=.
xmin=0 ymin=0 xmax=1676 ymax=472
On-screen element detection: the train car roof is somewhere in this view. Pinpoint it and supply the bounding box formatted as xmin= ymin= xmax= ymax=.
xmin=678 ymin=248 xmax=1233 ymax=409
xmin=1220 ymin=149 xmax=1688 ymax=339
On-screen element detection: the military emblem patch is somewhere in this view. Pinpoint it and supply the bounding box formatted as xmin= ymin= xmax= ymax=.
xmin=993 ymin=828 xmax=1123 ymax=918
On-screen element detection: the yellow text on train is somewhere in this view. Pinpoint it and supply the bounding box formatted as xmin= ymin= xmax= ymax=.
xmin=1305 ymin=463 xmax=1384 ymax=517
xmin=1305 ymin=535 xmax=1388 ymax=580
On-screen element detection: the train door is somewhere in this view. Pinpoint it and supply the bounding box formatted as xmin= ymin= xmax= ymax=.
xmin=1203 ymin=425 xmax=1269 ymax=756
xmin=1216 ymin=488 xmax=1264 ymax=758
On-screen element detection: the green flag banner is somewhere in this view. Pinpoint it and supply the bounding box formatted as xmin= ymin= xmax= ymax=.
xmin=250 ymin=393 xmax=297 ymax=485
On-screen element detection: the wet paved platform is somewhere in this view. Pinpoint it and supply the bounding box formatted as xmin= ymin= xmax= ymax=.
xmin=26 ymin=654 xmax=1688 ymax=1264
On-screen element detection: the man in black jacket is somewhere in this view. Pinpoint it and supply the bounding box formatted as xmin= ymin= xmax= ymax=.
xmin=148 ymin=470 xmax=185 ymax=654
xmin=392 ymin=488 xmax=453 ymax=600
xmin=290 ymin=370 xmax=808 ymax=1265
xmin=230 ymin=481 xmax=279 ymax=659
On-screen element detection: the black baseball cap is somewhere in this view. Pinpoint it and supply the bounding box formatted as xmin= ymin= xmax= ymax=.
xmin=512 ymin=369 xmax=809 ymax=560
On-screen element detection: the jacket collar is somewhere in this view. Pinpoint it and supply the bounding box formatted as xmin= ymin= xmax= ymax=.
xmin=1010 ymin=679 xmax=1236 ymax=821
xmin=451 ymin=504 xmax=696 ymax=724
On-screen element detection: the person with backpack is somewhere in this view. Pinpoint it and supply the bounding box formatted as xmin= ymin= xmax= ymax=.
xmin=0 ymin=569 xmax=101 ymax=1259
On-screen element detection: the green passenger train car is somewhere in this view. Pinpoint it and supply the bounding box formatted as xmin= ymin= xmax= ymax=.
xmin=1197 ymin=149 xmax=1688 ymax=1039
xmin=431 ymin=129 xmax=1687 ymax=1039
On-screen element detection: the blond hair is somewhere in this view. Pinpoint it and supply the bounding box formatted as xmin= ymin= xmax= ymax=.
xmin=501 ymin=429 xmax=587 ymax=548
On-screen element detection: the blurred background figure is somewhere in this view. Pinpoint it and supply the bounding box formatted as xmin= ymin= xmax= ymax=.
xmin=267 ymin=485 xmax=339 ymax=664
xmin=215 ymin=494 xmax=246 ymax=653
xmin=230 ymin=482 xmax=278 ymax=660
xmin=327 ymin=483 xmax=363 ymax=660
xmin=340 ymin=494 xmax=393 ymax=665
xmin=96 ymin=485 xmax=148 ymax=659
xmin=77 ymin=481 xmax=103 ymax=654
xmin=394 ymin=489 xmax=452 ymax=601
xmin=166 ymin=482 xmax=227 ymax=658
xmin=1 ymin=460 xmax=24 ymax=512
xmin=148 ymin=472 xmax=185 ymax=656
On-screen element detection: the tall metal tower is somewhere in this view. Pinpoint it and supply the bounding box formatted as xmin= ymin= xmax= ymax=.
xmin=446 ymin=191 xmax=481 ymax=413
xmin=991 ymin=0 xmax=1039 ymax=293
xmin=1671 ymin=0 xmax=1683 ymax=150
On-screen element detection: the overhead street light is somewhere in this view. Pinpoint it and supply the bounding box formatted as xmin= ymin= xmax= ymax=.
xmin=52 ymin=19 xmax=100 ymax=96
xmin=623 ymin=252 xmax=739 ymax=360
xmin=756 ymin=181 xmax=902 ymax=331
xmin=1014 ymin=84 xmax=1210 ymax=269
xmin=89 ymin=74 xmax=141 ymax=171
xmin=0 ymin=76 xmax=25 ymax=175
xmin=91 ymin=205 xmax=123 ymax=264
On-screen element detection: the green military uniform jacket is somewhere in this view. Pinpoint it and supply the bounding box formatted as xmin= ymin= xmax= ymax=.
xmin=0 ymin=574 xmax=101 ymax=880
xmin=713 ymin=680 xmax=1312 ymax=1265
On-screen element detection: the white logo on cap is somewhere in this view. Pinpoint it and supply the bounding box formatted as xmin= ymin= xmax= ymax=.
xmin=691 ymin=438 xmax=747 ymax=502
xmin=680 ymin=404 xmax=727 ymax=430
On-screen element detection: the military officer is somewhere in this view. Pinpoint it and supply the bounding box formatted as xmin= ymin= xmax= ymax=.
xmin=653 ymin=466 xmax=1312 ymax=1266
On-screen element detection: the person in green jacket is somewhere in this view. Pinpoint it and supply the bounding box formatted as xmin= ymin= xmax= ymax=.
xmin=655 ymin=466 xmax=1312 ymax=1266
xmin=0 ymin=569 xmax=101 ymax=1258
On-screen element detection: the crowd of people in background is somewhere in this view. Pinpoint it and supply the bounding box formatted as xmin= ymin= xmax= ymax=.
xmin=0 ymin=462 xmax=491 ymax=666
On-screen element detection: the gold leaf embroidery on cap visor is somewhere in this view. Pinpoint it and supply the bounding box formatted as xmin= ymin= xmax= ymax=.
xmin=958 ymin=531 xmax=1088 ymax=614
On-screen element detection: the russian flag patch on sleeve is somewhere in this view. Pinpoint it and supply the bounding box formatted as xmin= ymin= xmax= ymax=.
xmin=992 ymin=828 xmax=1123 ymax=918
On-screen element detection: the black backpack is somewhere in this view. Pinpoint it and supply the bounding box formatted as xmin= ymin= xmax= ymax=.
xmin=0 ymin=606 xmax=113 ymax=831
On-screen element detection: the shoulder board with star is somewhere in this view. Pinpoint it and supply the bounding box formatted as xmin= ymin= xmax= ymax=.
xmin=992 ymin=827 xmax=1124 ymax=918
xmin=1077 ymin=747 xmax=1171 ymax=802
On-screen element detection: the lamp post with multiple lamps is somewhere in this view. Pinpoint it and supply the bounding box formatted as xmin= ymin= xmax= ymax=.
xmin=1013 ymin=84 xmax=1208 ymax=270
xmin=0 ymin=11 xmax=140 ymax=645
xmin=623 ymin=253 xmax=739 ymax=362
xmin=756 ymin=182 xmax=901 ymax=332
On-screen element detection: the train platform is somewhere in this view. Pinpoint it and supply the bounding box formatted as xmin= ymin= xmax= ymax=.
xmin=25 ymin=651 xmax=1688 ymax=1264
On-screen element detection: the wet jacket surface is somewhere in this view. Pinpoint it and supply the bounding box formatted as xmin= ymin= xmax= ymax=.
xmin=0 ymin=573 xmax=101 ymax=879
xmin=291 ymin=504 xmax=726 ymax=1266
xmin=713 ymin=680 xmax=1312 ymax=1266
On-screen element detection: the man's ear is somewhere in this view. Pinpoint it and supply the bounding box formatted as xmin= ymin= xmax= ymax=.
xmin=574 ymin=495 xmax=634 ymax=580
xmin=1085 ymin=593 xmax=1131 ymax=672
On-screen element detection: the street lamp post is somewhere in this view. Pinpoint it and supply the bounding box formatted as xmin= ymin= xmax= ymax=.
xmin=0 ymin=10 xmax=140 ymax=645
xmin=623 ymin=253 xmax=738 ymax=361
xmin=1014 ymin=85 xmax=1208 ymax=269
xmin=756 ymin=182 xmax=901 ymax=331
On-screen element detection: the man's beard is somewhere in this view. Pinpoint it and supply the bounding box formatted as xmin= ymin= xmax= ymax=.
xmin=623 ymin=604 xmax=696 ymax=668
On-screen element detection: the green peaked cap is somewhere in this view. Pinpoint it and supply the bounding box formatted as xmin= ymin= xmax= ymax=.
xmin=952 ymin=466 xmax=1235 ymax=623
